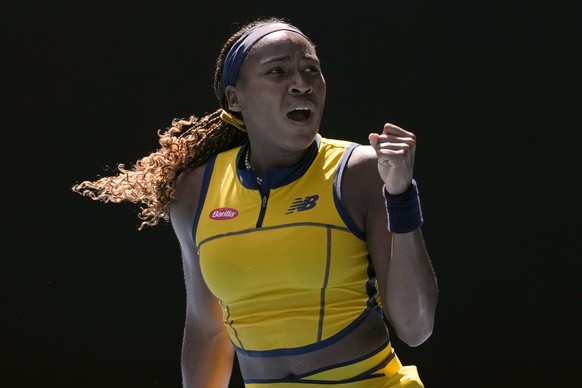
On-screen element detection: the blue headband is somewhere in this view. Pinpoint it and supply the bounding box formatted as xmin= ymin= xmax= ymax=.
xmin=221 ymin=23 xmax=307 ymax=88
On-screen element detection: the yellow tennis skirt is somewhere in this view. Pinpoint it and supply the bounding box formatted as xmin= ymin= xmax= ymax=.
xmin=244 ymin=342 xmax=424 ymax=387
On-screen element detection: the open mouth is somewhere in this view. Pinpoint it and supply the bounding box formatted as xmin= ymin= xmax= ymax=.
xmin=287 ymin=108 xmax=312 ymax=122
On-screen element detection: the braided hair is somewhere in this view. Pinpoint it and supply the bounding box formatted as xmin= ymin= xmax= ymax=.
xmin=72 ymin=17 xmax=290 ymax=229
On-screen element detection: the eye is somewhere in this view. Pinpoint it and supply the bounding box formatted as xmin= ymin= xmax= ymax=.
xmin=266 ymin=67 xmax=286 ymax=75
xmin=304 ymin=65 xmax=321 ymax=74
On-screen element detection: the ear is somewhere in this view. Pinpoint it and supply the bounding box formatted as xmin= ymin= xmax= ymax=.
xmin=225 ymin=86 xmax=242 ymax=112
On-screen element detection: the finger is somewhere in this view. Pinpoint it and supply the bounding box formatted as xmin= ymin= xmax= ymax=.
xmin=375 ymin=136 xmax=416 ymax=150
xmin=376 ymin=145 xmax=410 ymax=156
xmin=382 ymin=123 xmax=415 ymax=139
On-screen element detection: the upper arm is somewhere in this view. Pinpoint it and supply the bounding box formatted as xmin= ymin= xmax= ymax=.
xmin=341 ymin=146 xmax=393 ymax=306
xmin=169 ymin=166 xmax=225 ymax=333
xmin=170 ymin=166 xmax=235 ymax=386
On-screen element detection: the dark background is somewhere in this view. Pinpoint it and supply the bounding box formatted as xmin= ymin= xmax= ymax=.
xmin=3 ymin=1 xmax=581 ymax=387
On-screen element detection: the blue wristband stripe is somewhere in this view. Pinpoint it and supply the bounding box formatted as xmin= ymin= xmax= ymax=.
xmin=383 ymin=179 xmax=423 ymax=233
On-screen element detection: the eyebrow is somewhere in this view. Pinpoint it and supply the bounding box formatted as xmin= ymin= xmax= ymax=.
xmin=260 ymin=53 xmax=319 ymax=66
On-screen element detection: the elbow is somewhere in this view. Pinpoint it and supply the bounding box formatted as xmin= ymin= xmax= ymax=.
xmin=392 ymin=312 xmax=436 ymax=347
xmin=396 ymin=324 xmax=433 ymax=347
xmin=386 ymin=286 xmax=439 ymax=347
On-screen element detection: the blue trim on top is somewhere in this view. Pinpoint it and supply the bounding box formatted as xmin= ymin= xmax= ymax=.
xmin=238 ymin=135 xmax=321 ymax=190
xmin=197 ymin=222 xmax=352 ymax=249
xmin=255 ymin=190 xmax=270 ymax=228
xmin=365 ymin=255 xmax=381 ymax=309
xmin=233 ymin=307 xmax=373 ymax=358
xmin=243 ymin=338 xmax=392 ymax=384
xmin=191 ymin=155 xmax=217 ymax=245
xmin=220 ymin=300 xmax=244 ymax=348
xmin=333 ymin=143 xmax=366 ymax=241
xmin=316 ymin=227 xmax=333 ymax=342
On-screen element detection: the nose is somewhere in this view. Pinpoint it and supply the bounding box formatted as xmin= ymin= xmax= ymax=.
xmin=288 ymin=72 xmax=313 ymax=95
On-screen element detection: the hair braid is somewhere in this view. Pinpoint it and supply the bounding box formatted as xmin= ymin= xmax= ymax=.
xmin=72 ymin=110 xmax=246 ymax=229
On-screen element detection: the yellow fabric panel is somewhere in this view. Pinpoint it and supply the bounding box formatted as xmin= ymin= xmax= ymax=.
xmin=196 ymin=137 xmax=372 ymax=352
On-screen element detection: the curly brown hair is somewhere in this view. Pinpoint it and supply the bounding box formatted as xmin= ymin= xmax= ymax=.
xmin=72 ymin=16 xmax=291 ymax=229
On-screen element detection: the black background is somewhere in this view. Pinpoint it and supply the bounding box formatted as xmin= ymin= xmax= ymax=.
xmin=3 ymin=1 xmax=581 ymax=387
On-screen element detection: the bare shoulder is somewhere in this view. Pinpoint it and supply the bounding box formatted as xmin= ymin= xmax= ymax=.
xmin=169 ymin=164 xmax=207 ymax=239
xmin=340 ymin=145 xmax=384 ymax=232
xmin=172 ymin=165 xmax=207 ymax=203
xmin=344 ymin=145 xmax=383 ymax=192
xmin=347 ymin=144 xmax=377 ymax=169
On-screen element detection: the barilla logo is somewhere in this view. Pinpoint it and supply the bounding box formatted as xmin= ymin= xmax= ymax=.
xmin=210 ymin=208 xmax=239 ymax=220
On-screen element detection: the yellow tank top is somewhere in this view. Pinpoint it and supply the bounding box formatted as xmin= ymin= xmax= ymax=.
xmin=194 ymin=136 xmax=381 ymax=357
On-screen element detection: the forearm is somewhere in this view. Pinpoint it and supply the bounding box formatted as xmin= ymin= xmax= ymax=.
xmin=385 ymin=229 xmax=438 ymax=347
xmin=181 ymin=326 xmax=235 ymax=388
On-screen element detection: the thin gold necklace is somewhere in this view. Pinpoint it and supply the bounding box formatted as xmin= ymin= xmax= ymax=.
xmin=244 ymin=146 xmax=262 ymax=185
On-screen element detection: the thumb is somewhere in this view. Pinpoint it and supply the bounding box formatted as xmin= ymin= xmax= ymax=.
xmin=368 ymin=133 xmax=380 ymax=147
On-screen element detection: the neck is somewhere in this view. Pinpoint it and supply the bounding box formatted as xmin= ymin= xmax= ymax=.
xmin=246 ymin=145 xmax=311 ymax=178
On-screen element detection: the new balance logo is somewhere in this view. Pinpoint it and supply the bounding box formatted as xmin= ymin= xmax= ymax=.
xmin=285 ymin=195 xmax=319 ymax=214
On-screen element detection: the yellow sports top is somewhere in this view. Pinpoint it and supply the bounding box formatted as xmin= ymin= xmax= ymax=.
xmin=194 ymin=136 xmax=381 ymax=357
